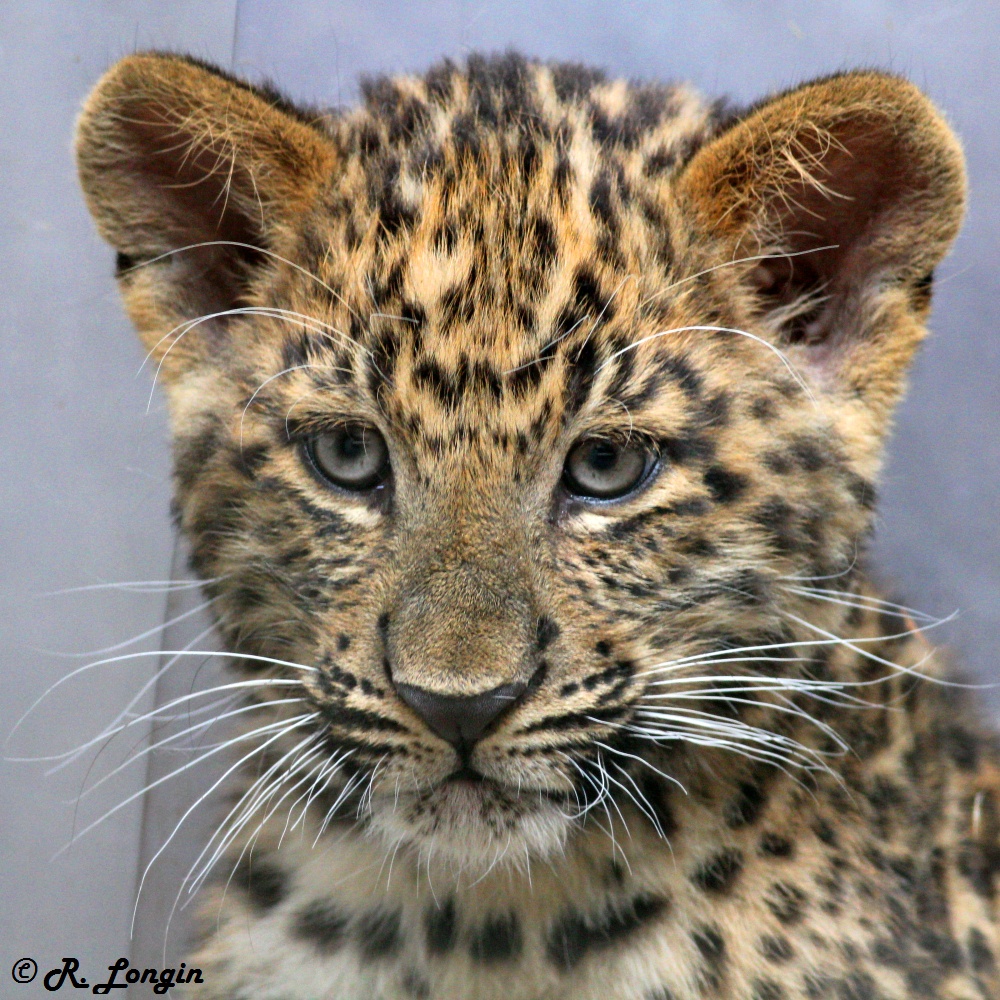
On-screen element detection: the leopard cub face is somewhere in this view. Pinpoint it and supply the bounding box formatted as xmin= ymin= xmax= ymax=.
xmin=76 ymin=53 xmax=965 ymax=874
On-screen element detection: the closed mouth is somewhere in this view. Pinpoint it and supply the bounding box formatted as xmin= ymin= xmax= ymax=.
xmin=444 ymin=766 xmax=489 ymax=786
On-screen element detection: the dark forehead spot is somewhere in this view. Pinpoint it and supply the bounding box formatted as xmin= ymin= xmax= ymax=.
xmin=657 ymin=353 xmax=703 ymax=398
xmin=401 ymin=970 xmax=431 ymax=998
xmin=968 ymin=927 xmax=995 ymax=972
xmin=553 ymin=152 xmax=574 ymax=201
xmin=691 ymin=848 xmax=744 ymax=894
xmin=759 ymin=832 xmax=795 ymax=859
xmin=424 ymin=59 xmax=455 ymax=103
xmin=468 ymin=912 xmax=523 ymax=964
xmin=759 ymin=934 xmax=795 ymax=963
xmin=766 ymin=882 xmax=808 ymax=925
xmin=530 ymin=215 xmax=558 ymax=267
xmin=550 ymin=61 xmax=606 ymax=102
xmin=231 ymin=855 xmax=287 ymax=912
xmin=293 ymin=899 xmax=348 ymax=954
xmin=572 ymin=266 xmax=612 ymax=319
xmin=425 ymin=898 xmax=457 ymax=955
xmin=691 ymin=923 xmax=726 ymax=962
xmin=589 ymin=170 xmax=617 ymax=231
xmin=752 ymin=979 xmax=786 ymax=1000
xmin=356 ymin=909 xmax=403 ymax=960
xmin=564 ymin=337 xmax=599 ymax=416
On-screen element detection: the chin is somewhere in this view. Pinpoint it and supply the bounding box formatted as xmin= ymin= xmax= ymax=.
xmin=365 ymin=776 xmax=573 ymax=876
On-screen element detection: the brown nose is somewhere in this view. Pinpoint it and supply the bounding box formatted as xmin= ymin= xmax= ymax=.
xmin=394 ymin=680 xmax=527 ymax=750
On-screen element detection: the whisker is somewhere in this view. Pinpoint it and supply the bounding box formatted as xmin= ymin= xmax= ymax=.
xmin=589 ymin=740 xmax=688 ymax=795
xmin=119 ymin=240 xmax=362 ymax=323
xmin=144 ymin=305 xmax=364 ymax=411
xmin=74 ymin=697 xmax=305 ymax=801
xmin=625 ymin=710 xmax=829 ymax=770
xmin=144 ymin=729 xmax=321 ymax=936
xmin=781 ymin=610 xmax=977 ymax=687
xmin=600 ymin=759 xmax=668 ymax=837
xmin=39 ymin=598 xmax=216 ymax=659
xmin=54 ymin=713 xmax=319 ymax=857
xmin=184 ymin=734 xmax=331 ymax=897
xmin=637 ymin=246 xmax=840 ymax=310
xmin=596 ymin=324 xmax=816 ymax=403
xmin=24 ymin=677 xmax=304 ymax=768
xmin=43 ymin=621 xmax=222 ymax=775
xmin=782 ymin=584 xmax=941 ymax=623
xmin=36 ymin=576 xmax=223 ymax=597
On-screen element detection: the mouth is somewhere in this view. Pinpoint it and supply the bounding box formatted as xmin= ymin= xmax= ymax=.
xmin=443 ymin=765 xmax=489 ymax=787
xmin=361 ymin=755 xmax=581 ymax=872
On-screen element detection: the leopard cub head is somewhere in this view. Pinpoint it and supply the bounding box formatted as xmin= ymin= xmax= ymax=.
xmin=77 ymin=53 xmax=964 ymax=871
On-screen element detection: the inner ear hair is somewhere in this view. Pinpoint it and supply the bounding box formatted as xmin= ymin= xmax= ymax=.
xmin=749 ymin=242 xmax=836 ymax=348
xmin=76 ymin=52 xmax=336 ymax=339
xmin=678 ymin=72 xmax=966 ymax=363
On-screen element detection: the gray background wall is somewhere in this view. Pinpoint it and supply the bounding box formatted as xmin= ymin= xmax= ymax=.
xmin=2 ymin=0 xmax=997 ymax=988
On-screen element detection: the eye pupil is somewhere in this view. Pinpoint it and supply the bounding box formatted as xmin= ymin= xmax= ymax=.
xmin=563 ymin=437 xmax=656 ymax=501
xmin=308 ymin=424 xmax=390 ymax=492
xmin=588 ymin=442 xmax=619 ymax=471
xmin=340 ymin=430 xmax=367 ymax=460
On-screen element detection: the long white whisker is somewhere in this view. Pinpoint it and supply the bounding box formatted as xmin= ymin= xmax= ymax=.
xmin=184 ymin=733 xmax=329 ymax=897
xmin=43 ymin=622 xmax=221 ymax=775
xmin=28 ymin=677 xmax=305 ymax=769
xmin=55 ymin=713 xmax=318 ymax=856
xmin=42 ymin=598 xmax=216 ymax=659
xmin=37 ymin=576 xmax=223 ymax=597
xmin=118 ymin=240 xmax=361 ymax=322
xmin=782 ymin=610 xmax=973 ymax=687
xmin=783 ymin=584 xmax=941 ymax=623
xmin=638 ymin=246 xmax=840 ymax=309
xmin=597 ymin=324 xmax=816 ymax=403
xmin=134 ymin=724 xmax=318 ymax=936
xmin=75 ymin=697 xmax=305 ymax=800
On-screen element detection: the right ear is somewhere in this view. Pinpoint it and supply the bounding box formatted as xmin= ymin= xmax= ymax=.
xmin=75 ymin=53 xmax=337 ymax=373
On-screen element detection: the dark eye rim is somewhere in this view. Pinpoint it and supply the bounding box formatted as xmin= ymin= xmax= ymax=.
xmin=301 ymin=423 xmax=392 ymax=494
xmin=561 ymin=436 xmax=662 ymax=503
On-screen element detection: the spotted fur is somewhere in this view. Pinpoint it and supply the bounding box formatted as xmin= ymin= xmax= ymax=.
xmin=76 ymin=51 xmax=999 ymax=998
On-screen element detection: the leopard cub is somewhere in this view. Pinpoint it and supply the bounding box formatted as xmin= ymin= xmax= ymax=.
xmin=77 ymin=50 xmax=998 ymax=999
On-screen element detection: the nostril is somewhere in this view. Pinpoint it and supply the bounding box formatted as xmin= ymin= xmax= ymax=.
xmin=394 ymin=680 xmax=528 ymax=750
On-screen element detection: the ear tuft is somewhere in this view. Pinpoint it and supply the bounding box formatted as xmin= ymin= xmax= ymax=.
xmin=677 ymin=72 xmax=966 ymax=377
xmin=75 ymin=53 xmax=336 ymax=357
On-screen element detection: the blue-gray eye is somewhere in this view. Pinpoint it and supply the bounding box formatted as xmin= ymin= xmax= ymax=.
xmin=563 ymin=438 xmax=654 ymax=500
xmin=308 ymin=425 xmax=389 ymax=491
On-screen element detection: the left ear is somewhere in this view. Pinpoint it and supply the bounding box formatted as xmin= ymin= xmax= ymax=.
xmin=75 ymin=53 xmax=338 ymax=378
xmin=675 ymin=72 xmax=966 ymax=416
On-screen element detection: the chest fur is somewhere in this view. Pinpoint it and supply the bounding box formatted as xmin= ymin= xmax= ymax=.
xmin=189 ymin=729 xmax=1000 ymax=1000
